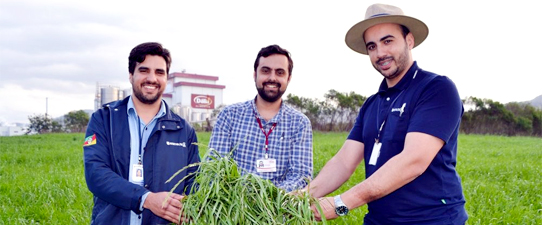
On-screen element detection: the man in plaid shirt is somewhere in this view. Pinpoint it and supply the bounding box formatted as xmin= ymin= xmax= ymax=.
xmin=209 ymin=44 xmax=313 ymax=192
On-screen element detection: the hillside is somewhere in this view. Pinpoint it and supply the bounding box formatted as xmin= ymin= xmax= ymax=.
xmin=530 ymin=95 xmax=542 ymax=109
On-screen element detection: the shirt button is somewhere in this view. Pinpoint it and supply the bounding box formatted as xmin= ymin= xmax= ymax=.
xmin=144 ymin=184 xmax=148 ymax=188
xmin=386 ymin=97 xmax=390 ymax=101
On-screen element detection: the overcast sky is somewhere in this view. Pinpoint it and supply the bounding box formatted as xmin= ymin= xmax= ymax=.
xmin=1 ymin=0 xmax=540 ymax=125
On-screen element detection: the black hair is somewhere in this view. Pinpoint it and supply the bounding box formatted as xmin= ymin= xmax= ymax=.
xmin=400 ymin=25 xmax=410 ymax=38
xmin=128 ymin=42 xmax=171 ymax=74
xmin=253 ymin=44 xmax=293 ymax=76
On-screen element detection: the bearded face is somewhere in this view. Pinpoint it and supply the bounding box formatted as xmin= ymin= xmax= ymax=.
xmin=254 ymin=54 xmax=291 ymax=103
xmin=130 ymin=55 xmax=167 ymax=105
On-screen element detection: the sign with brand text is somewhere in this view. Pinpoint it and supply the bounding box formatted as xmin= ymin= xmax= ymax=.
xmin=191 ymin=94 xmax=215 ymax=109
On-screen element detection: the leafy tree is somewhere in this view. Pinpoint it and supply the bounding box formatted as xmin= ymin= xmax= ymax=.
xmin=51 ymin=120 xmax=63 ymax=133
xmin=286 ymin=90 xmax=366 ymax=132
xmin=27 ymin=114 xmax=62 ymax=134
xmin=64 ymin=110 xmax=89 ymax=133
xmin=285 ymin=94 xmax=322 ymax=129
xmin=323 ymin=90 xmax=366 ymax=131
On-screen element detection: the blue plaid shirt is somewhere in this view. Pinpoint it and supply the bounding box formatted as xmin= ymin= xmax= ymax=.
xmin=209 ymin=98 xmax=313 ymax=192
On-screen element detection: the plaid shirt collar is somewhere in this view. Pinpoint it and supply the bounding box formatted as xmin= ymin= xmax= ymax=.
xmin=251 ymin=96 xmax=285 ymax=124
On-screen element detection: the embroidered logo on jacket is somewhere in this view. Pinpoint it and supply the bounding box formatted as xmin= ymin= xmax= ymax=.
xmin=391 ymin=103 xmax=407 ymax=117
xmin=83 ymin=134 xmax=97 ymax=146
xmin=166 ymin=141 xmax=186 ymax=147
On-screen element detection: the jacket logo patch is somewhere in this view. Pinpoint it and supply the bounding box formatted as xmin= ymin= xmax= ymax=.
xmin=84 ymin=134 xmax=97 ymax=146
xmin=166 ymin=141 xmax=186 ymax=147
xmin=391 ymin=103 xmax=407 ymax=117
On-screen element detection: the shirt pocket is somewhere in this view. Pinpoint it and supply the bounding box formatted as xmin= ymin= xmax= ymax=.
xmin=271 ymin=131 xmax=292 ymax=170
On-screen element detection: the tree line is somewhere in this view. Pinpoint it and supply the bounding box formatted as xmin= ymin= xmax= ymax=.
xmin=26 ymin=91 xmax=542 ymax=137
xmin=283 ymin=90 xmax=542 ymax=137
xmin=27 ymin=110 xmax=89 ymax=134
xmin=461 ymin=97 xmax=542 ymax=137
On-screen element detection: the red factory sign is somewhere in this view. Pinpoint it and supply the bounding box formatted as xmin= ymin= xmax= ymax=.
xmin=191 ymin=94 xmax=215 ymax=109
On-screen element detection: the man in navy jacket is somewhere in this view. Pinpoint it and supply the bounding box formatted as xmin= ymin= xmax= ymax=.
xmin=84 ymin=42 xmax=200 ymax=224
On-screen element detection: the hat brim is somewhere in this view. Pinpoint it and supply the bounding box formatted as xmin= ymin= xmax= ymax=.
xmin=345 ymin=15 xmax=428 ymax=55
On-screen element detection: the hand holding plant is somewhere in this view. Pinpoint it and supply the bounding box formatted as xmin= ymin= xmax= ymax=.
xmin=144 ymin=192 xmax=188 ymax=224
xmin=167 ymin=146 xmax=325 ymax=224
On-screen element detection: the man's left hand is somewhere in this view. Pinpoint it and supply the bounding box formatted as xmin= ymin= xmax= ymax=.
xmin=311 ymin=196 xmax=338 ymax=221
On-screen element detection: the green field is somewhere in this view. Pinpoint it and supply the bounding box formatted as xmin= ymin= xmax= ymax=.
xmin=0 ymin=132 xmax=540 ymax=224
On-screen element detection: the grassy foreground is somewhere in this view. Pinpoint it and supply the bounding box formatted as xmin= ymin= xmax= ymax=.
xmin=0 ymin=132 xmax=540 ymax=224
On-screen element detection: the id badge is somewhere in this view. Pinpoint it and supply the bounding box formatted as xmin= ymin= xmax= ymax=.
xmin=132 ymin=164 xmax=144 ymax=183
xmin=256 ymin=158 xmax=277 ymax=173
xmin=368 ymin=142 xmax=382 ymax=165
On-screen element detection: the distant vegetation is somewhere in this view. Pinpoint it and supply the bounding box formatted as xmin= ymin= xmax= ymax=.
xmin=26 ymin=110 xmax=89 ymax=134
xmin=462 ymin=97 xmax=542 ymax=137
xmin=25 ymin=91 xmax=542 ymax=137
xmin=282 ymin=90 xmax=542 ymax=137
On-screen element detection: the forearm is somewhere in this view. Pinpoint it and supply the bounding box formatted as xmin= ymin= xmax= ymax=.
xmin=85 ymin=160 xmax=148 ymax=211
xmin=341 ymin=132 xmax=442 ymax=209
xmin=341 ymin=153 xmax=421 ymax=209
xmin=84 ymin=142 xmax=146 ymax=210
xmin=307 ymin=156 xmax=354 ymax=198
xmin=308 ymin=140 xmax=364 ymax=198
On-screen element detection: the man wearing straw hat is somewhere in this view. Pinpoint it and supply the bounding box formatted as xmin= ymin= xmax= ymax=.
xmin=304 ymin=3 xmax=468 ymax=224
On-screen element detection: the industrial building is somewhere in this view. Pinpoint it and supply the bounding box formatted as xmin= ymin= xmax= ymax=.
xmin=94 ymin=72 xmax=225 ymax=124
xmin=94 ymin=84 xmax=131 ymax=111
xmin=0 ymin=125 xmax=26 ymax=136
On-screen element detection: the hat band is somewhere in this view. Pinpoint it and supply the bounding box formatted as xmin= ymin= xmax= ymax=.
xmin=369 ymin=13 xmax=391 ymax=18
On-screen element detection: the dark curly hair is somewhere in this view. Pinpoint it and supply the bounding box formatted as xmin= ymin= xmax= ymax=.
xmin=128 ymin=42 xmax=171 ymax=74
xmin=253 ymin=44 xmax=293 ymax=76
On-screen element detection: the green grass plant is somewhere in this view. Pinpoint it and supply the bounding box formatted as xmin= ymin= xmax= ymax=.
xmin=0 ymin=132 xmax=540 ymax=224
xmin=167 ymin=148 xmax=320 ymax=224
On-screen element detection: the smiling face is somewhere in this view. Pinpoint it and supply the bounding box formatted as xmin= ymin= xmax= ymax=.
xmin=129 ymin=55 xmax=167 ymax=105
xmin=254 ymin=54 xmax=291 ymax=103
xmin=364 ymin=23 xmax=414 ymax=83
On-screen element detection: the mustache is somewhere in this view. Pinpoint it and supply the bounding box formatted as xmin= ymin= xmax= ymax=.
xmin=263 ymin=81 xmax=281 ymax=88
xmin=142 ymin=81 xmax=160 ymax=87
xmin=376 ymin=56 xmax=393 ymax=64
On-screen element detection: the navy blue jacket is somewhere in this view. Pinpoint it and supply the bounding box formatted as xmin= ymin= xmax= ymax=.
xmin=83 ymin=97 xmax=200 ymax=225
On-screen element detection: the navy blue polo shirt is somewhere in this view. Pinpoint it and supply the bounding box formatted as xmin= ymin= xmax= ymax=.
xmin=348 ymin=62 xmax=468 ymax=224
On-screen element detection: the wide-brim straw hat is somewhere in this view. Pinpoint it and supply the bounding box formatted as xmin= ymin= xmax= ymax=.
xmin=345 ymin=3 xmax=429 ymax=55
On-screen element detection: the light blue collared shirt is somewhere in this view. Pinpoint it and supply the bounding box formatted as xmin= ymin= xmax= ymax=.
xmin=127 ymin=96 xmax=166 ymax=225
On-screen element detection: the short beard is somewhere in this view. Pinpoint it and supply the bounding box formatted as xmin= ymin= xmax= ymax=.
xmin=132 ymin=83 xmax=162 ymax=105
xmin=374 ymin=41 xmax=410 ymax=80
xmin=256 ymin=82 xmax=284 ymax=103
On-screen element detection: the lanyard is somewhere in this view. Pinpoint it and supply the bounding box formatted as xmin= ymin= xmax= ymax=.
xmin=137 ymin=117 xmax=144 ymax=164
xmin=253 ymin=111 xmax=277 ymax=159
xmin=375 ymin=70 xmax=417 ymax=143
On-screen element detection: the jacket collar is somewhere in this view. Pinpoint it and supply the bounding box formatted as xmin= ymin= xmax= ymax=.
xmin=105 ymin=96 xmax=184 ymax=130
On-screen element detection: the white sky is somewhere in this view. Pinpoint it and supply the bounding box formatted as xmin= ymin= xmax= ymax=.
xmin=1 ymin=0 xmax=540 ymax=125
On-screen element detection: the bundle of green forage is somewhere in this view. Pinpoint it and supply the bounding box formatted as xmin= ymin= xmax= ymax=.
xmin=166 ymin=148 xmax=323 ymax=225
